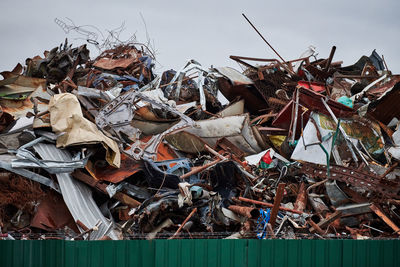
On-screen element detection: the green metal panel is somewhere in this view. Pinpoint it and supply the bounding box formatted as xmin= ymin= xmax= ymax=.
xmin=0 ymin=239 xmax=399 ymax=267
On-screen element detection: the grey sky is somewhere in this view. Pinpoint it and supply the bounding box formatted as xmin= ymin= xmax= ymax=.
xmin=1 ymin=0 xmax=399 ymax=74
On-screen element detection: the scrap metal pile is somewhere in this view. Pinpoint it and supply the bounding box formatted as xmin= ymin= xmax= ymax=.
xmin=1 ymin=38 xmax=400 ymax=240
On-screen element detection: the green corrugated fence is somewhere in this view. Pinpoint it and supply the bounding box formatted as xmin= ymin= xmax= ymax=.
xmin=1 ymin=239 xmax=399 ymax=267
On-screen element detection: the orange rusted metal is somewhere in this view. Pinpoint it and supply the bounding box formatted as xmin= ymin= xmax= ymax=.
xmin=228 ymin=205 xmax=259 ymax=219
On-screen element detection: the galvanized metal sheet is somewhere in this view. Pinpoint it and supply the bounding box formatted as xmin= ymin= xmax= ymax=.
xmin=33 ymin=143 xmax=119 ymax=240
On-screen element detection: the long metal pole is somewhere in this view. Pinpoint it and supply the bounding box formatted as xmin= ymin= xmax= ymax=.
xmin=242 ymin=13 xmax=286 ymax=63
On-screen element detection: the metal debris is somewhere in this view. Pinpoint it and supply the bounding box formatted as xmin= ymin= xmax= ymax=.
xmin=1 ymin=30 xmax=400 ymax=241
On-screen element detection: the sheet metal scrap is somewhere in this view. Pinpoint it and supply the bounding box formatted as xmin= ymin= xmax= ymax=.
xmin=2 ymin=31 xmax=400 ymax=240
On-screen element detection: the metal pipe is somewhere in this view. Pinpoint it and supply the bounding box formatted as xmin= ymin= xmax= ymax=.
xmin=324 ymin=46 xmax=336 ymax=72
xmin=236 ymin=197 xmax=304 ymax=214
xmin=370 ymin=204 xmax=400 ymax=235
xmin=291 ymin=89 xmax=299 ymax=144
xmin=228 ymin=205 xmax=259 ymax=219
xmin=204 ymin=144 xmax=227 ymax=160
xmin=294 ymin=182 xmax=307 ymax=212
xmin=180 ymin=158 xmax=222 ymax=180
xmin=269 ymin=183 xmax=286 ymax=227
xmin=241 ymin=13 xmax=286 ymax=63
xmin=169 ymin=208 xmax=197 ymax=239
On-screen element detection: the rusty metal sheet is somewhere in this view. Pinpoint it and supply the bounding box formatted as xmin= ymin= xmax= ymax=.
xmin=297 ymin=81 xmax=326 ymax=93
xmin=30 ymin=191 xmax=79 ymax=232
xmin=368 ymin=82 xmax=400 ymax=124
xmin=0 ymin=84 xmax=53 ymax=129
xmin=93 ymin=57 xmax=137 ymax=70
xmin=217 ymin=78 xmax=267 ymax=115
xmin=0 ymin=108 xmax=14 ymax=132
xmin=85 ymin=153 xmax=141 ymax=183
xmin=93 ymin=46 xmax=141 ymax=70
xmin=0 ymin=75 xmax=46 ymax=99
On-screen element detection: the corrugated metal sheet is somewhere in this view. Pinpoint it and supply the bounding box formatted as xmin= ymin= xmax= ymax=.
xmin=33 ymin=143 xmax=119 ymax=240
xmin=1 ymin=239 xmax=399 ymax=267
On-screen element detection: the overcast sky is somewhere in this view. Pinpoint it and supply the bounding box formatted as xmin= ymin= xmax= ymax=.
xmin=1 ymin=0 xmax=399 ymax=75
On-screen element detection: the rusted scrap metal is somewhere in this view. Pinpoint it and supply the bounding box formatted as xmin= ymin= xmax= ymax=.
xmin=294 ymin=182 xmax=307 ymax=212
xmin=269 ymin=183 xmax=286 ymax=226
xmin=370 ymin=204 xmax=400 ymax=235
xmin=309 ymin=210 xmax=342 ymax=234
xmin=300 ymin=163 xmax=400 ymax=199
xmin=2 ymin=25 xmax=400 ymax=241
xmin=168 ymin=207 xmax=197 ymax=240
xmin=235 ymin=197 xmax=304 ymax=214
xmin=72 ymin=170 xmax=141 ymax=208
xmin=228 ymin=205 xmax=259 ymax=219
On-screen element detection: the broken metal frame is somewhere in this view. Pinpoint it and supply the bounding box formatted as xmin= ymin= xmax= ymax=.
xmin=96 ymin=89 xmax=195 ymax=160
xmin=159 ymin=60 xmax=214 ymax=110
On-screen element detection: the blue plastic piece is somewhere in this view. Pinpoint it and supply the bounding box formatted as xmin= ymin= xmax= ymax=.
xmin=337 ymin=96 xmax=353 ymax=108
xmin=256 ymin=208 xmax=271 ymax=239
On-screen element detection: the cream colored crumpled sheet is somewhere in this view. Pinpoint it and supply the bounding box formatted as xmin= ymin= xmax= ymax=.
xmin=49 ymin=93 xmax=120 ymax=168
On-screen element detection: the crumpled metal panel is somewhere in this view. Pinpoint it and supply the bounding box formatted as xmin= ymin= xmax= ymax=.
xmin=0 ymin=154 xmax=60 ymax=192
xmin=33 ymin=143 xmax=119 ymax=240
xmin=368 ymin=82 xmax=400 ymax=124
xmin=185 ymin=113 xmax=263 ymax=155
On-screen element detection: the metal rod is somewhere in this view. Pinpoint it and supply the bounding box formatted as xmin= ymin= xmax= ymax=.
xmin=269 ymin=183 xmax=286 ymax=227
xmin=236 ymin=197 xmax=304 ymax=214
xmin=370 ymin=204 xmax=400 ymax=235
xmin=324 ymin=46 xmax=336 ymax=72
xmin=291 ymin=89 xmax=299 ymax=143
xmin=362 ymin=224 xmax=384 ymax=233
xmin=294 ymin=182 xmax=307 ymax=212
xmin=180 ymin=158 xmax=222 ymax=179
xmin=228 ymin=205 xmax=259 ymax=219
xmin=380 ymin=162 xmax=398 ymax=179
xmin=242 ymin=13 xmax=286 ymax=63
xmin=204 ymin=144 xmax=227 ymax=160
xmin=169 ymin=208 xmax=197 ymax=239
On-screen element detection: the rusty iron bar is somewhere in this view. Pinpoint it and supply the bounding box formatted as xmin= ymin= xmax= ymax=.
xmin=269 ymin=183 xmax=286 ymax=227
xmin=76 ymin=220 xmax=89 ymax=232
xmin=168 ymin=207 xmax=198 ymax=240
xmin=307 ymin=219 xmax=324 ymax=235
xmin=228 ymin=205 xmax=259 ymax=219
xmin=309 ymin=210 xmax=342 ymax=234
xmin=242 ymin=13 xmax=286 ymax=63
xmin=294 ymin=182 xmax=307 ymax=212
xmin=180 ymin=158 xmax=222 ymax=180
xmin=323 ymin=46 xmax=336 ymax=72
xmin=204 ymin=144 xmax=227 ymax=160
xmin=72 ymin=170 xmax=141 ymax=208
xmin=235 ymin=197 xmax=303 ymax=215
xmin=380 ymin=162 xmax=398 ymax=179
xmin=74 ymin=221 xmax=101 ymax=240
xmin=370 ymin=204 xmax=400 ymax=235
xmin=267 ymin=223 xmax=276 ymax=238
